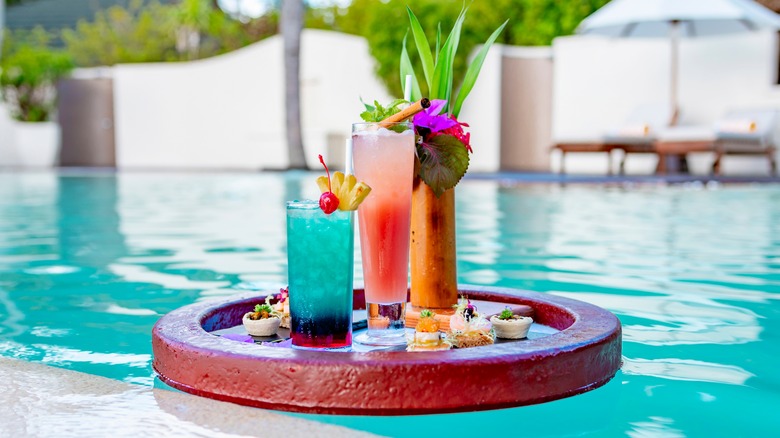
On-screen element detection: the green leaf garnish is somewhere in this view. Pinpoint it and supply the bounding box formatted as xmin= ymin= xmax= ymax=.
xmin=499 ymin=308 xmax=514 ymax=320
xmin=407 ymin=6 xmax=434 ymax=92
xmin=420 ymin=309 xmax=435 ymax=318
xmin=359 ymin=99 xmax=408 ymax=123
xmin=254 ymin=303 xmax=273 ymax=314
xmin=431 ymin=7 xmax=466 ymax=112
xmin=417 ymin=134 xmax=470 ymax=197
xmin=404 ymin=6 xmax=507 ymax=116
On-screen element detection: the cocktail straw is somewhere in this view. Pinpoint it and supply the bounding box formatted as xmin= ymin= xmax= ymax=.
xmin=344 ymin=137 xmax=353 ymax=175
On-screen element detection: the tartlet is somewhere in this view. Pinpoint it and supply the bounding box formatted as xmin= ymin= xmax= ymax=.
xmin=242 ymin=303 xmax=282 ymax=337
xmin=490 ymin=307 xmax=533 ymax=339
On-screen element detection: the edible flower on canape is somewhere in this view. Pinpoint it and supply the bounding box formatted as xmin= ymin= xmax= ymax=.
xmin=266 ymin=287 xmax=290 ymax=329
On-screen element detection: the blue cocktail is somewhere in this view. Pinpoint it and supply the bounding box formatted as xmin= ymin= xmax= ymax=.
xmin=287 ymin=200 xmax=354 ymax=349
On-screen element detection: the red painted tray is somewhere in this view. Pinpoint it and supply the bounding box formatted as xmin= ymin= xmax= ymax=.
xmin=152 ymin=285 xmax=622 ymax=415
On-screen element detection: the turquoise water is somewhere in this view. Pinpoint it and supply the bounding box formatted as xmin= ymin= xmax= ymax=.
xmin=1 ymin=172 xmax=778 ymax=436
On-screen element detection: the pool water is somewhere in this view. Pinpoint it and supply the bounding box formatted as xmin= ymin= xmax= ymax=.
xmin=1 ymin=172 xmax=778 ymax=436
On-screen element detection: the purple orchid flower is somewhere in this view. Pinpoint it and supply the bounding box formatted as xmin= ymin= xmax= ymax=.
xmin=413 ymin=99 xmax=458 ymax=133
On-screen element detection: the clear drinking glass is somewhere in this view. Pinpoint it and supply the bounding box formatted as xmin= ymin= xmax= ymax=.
xmin=352 ymin=122 xmax=415 ymax=345
xmin=287 ymin=200 xmax=354 ymax=350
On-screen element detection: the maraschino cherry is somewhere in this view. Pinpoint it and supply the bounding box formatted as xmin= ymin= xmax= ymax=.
xmin=318 ymin=154 xmax=339 ymax=214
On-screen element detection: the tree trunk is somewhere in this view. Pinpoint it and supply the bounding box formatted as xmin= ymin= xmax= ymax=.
xmin=281 ymin=0 xmax=307 ymax=169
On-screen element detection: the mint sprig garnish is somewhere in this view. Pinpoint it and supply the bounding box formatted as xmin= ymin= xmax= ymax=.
xmin=417 ymin=134 xmax=470 ymax=197
xmin=360 ymin=99 xmax=408 ymax=123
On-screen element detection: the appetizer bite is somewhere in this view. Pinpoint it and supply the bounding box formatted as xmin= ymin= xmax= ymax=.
xmin=446 ymin=296 xmax=495 ymax=348
xmin=407 ymin=309 xmax=451 ymax=351
xmin=266 ymin=287 xmax=290 ymax=329
xmin=242 ymin=303 xmax=282 ymax=337
xmin=490 ymin=307 xmax=533 ymax=339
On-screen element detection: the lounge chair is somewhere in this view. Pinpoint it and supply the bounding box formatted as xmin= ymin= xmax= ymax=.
xmin=552 ymin=102 xmax=675 ymax=174
xmin=605 ymin=102 xmax=676 ymax=174
xmin=712 ymin=109 xmax=778 ymax=175
xmin=653 ymin=126 xmax=716 ymax=174
xmin=551 ymin=140 xmax=613 ymax=174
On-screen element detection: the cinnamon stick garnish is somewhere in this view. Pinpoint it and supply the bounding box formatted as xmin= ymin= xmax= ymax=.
xmin=379 ymin=98 xmax=430 ymax=128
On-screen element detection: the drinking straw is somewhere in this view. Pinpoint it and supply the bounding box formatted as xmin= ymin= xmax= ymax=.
xmin=344 ymin=137 xmax=353 ymax=175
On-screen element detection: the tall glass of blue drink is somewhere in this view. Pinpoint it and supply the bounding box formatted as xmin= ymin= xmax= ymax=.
xmin=287 ymin=200 xmax=354 ymax=350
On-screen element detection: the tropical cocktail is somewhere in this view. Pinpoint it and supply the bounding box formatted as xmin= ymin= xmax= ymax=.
xmin=287 ymin=200 xmax=354 ymax=349
xmin=287 ymin=156 xmax=372 ymax=350
xmin=352 ymin=122 xmax=415 ymax=345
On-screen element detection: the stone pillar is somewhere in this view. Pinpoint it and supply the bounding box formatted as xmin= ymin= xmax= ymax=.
xmin=500 ymin=47 xmax=554 ymax=171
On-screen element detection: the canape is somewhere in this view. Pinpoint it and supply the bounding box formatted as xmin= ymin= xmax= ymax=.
xmin=407 ymin=309 xmax=451 ymax=351
xmin=267 ymin=287 xmax=290 ymax=329
xmin=445 ymin=296 xmax=495 ymax=348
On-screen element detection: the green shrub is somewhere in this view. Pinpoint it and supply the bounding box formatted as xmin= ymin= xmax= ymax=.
xmin=60 ymin=0 xmax=277 ymax=66
xmin=1 ymin=29 xmax=74 ymax=122
xmin=312 ymin=0 xmax=608 ymax=98
xmin=61 ymin=1 xmax=177 ymax=65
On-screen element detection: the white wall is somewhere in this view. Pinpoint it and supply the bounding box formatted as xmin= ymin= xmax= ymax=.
xmin=114 ymin=30 xmax=391 ymax=170
xmin=458 ymin=44 xmax=503 ymax=172
xmin=552 ymin=31 xmax=780 ymax=174
xmin=113 ymin=29 xmax=506 ymax=172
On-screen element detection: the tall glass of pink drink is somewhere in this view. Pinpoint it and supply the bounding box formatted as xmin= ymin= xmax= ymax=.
xmin=352 ymin=122 xmax=415 ymax=346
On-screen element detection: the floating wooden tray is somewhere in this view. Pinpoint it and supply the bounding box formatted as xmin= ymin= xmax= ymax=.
xmin=152 ymin=285 xmax=622 ymax=415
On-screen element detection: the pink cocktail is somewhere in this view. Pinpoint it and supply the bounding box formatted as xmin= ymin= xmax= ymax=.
xmin=352 ymin=122 xmax=415 ymax=345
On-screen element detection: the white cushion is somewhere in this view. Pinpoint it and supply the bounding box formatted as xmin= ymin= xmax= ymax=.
xmin=656 ymin=126 xmax=715 ymax=142
xmin=715 ymin=109 xmax=777 ymax=144
xmin=716 ymin=119 xmax=758 ymax=135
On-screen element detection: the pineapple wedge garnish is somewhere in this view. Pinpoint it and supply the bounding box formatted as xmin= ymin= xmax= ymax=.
xmin=316 ymin=171 xmax=371 ymax=211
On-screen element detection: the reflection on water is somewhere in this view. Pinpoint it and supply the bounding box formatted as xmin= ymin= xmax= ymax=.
xmin=622 ymin=357 xmax=754 ymax=385
xmin=1 ymin=173 xmax=780 ymax=436
xmin=554 ymin=292 xmax=762 ymax=345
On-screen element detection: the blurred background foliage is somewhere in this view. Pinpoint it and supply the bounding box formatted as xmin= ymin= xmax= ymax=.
xmin=0 ymin=27 xmax=73 ymax=121
xmin=2 ymin=0 xmax=609 ymax=97
xmin=307 ymin=0 xmax=610 ymax=96
xmin=60 ymin=0 xmax=279 ymax=65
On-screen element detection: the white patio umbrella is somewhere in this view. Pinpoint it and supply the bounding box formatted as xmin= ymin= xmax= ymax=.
xmin=577 ymin=0 xmax=780 ymax=124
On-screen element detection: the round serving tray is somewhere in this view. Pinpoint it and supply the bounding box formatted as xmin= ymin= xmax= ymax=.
xmin=152 ymin=285 xmax=622 ymax=415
